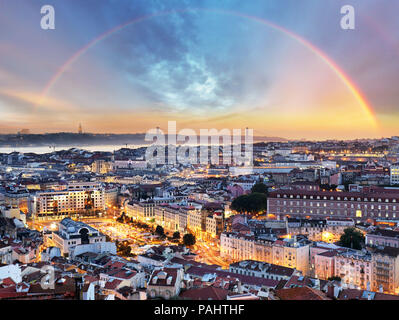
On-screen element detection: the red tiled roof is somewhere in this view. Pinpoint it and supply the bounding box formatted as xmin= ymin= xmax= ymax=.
xmin=180 ymin=286 xmax=229 ymax=300
xmin=104 ymin=279 xmax=123 ymax=290
xmin=276 ymin=287 xmax=330 ymax=300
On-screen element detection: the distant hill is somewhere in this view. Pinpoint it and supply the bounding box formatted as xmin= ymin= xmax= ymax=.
xmin=0 ymin=133 xmax=289 ymax=147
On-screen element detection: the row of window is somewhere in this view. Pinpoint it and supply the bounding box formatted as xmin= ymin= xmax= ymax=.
xmin=275 ymin=194 xmax=398 ymax=203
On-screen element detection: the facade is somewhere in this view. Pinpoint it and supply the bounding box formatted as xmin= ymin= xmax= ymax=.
xmin=229 ymin=260 xmax=299 ymax=281
xmin=91 ymin=160 xmax=112 ymax=174
xmin=391 ymin=164 xmax=399 ymax=185
xmin=29 ymin=183 xmax=105 ymax=220
xmin=366 ymin=229 xmax=399 ymax=248
xmin=187 ymin=208 xmax=208 ymax=239
xmin=220 ymin=232 xmax=310 ymax=275
xmin=268 ymin=189 xmax=399 ymax=221
xmin=371 ymin=247 xmax=399 ymax=294
xmin=126 ymin=201 xmax=156 ymax=222
xmin=153 ymin=204 xmax=201 ymax=235
xmin=287 ymin=218 xmax=354 ymax=243
xmin=334 ymin=250 xmax=372 ymax=290
xmin=314 ymin=250 xmax=338 ymax=280
xmin=146 ymin=268 xmax=184 ymax=299
xmin=205 ymin=213 xmax=224 ymax=240
xmin=52 ymin=218 xmax=106 ymax=256
xmin=104 ymin=186 xmax=119 ymax=207
xmin=272 ymin=238 xmax=310 ymax=275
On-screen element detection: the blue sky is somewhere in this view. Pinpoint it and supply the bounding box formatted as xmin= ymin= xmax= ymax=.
xmin=0 ymin=0 xmax=399 ymax=139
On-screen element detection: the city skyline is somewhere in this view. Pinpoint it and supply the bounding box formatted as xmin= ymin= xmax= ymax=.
xmin=1 ymin=1 xmax=399 ymax=139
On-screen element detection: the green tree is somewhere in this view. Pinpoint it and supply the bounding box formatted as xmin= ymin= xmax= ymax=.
xmin=155 ymin=225 xmax=164 ymax=236
xmin=338 ymin=227 xmax=365 ymax=250
xmin=231 ymin=192 xmax=268 ymax=214
xmin=251 ymin=182 xmax=268 ymax=194
xmin=183 ymin=233 xmax=196 ymax=246
xmin=116 ymin=241 xmax=132 ymax=256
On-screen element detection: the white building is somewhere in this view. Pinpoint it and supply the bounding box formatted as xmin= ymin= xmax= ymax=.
xmin=52 ymin=218 xmax=107 ymax=257
xmin=0 ymin=264 xmax=22 ymax=284
xmin=29 ymin=182 xmax=105 ymax=220
xmin=220 ymin=232 xmax=311 ymax=275
xmin=334 ymin=250 xmax=372 ymax=290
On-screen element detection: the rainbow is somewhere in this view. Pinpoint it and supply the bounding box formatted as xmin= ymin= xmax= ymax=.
xmin=37 ymin=8 xmax=379 ymax=128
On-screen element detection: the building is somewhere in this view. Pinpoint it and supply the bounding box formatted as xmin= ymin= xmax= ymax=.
xmin=52 ymin=218 xmax=106 ymax=257
xmin=371 ymin=247 xmax=399 ymax=294
xmin=104 ymin=186 xmax=118 ymax=207
xmin=205 ymin=212 xmax=224 ymax=240
xmin=366 ymin=228 xmax=399 ymax=248
xmin=229 ymin=260 xmax=300 ymax=281
xmin=272 ymin=237 xmax=311 ymax=275
xmin=286 ymin=218 xmax=354 ymax=243
xmin=268 ymin=189 xmax=399 ymax=221
xmin=314 ymin=250 xmax=338 ymax=280
xmin=146 ymin=268 xmax=184 ymax=299
xmin=391 ymin=164 xmax=399 ymax=185
xmin=29 ymin=182 xmax=105 ymax=220
xmin=91 ymin=160 xmax=112 ymax=175
xmin=334 ymin=250 xmax=372 ymax=290
xmin=126 ymin=201 xmax=156 ymax=223
xmin=220 ymin=232 xmax=311 ymax=275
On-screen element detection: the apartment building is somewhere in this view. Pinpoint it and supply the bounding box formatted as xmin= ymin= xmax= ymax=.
xmin=286 ymin=218 xmax=354 ymax=243
xmin=371 ymin=247 xmax=399 ymax=294
xmin=229 ymin=260 xmax=300 ymax=281
xmin=314 ymin=250 xmax=338 ymax=280
xmin=91 ymin=160 xmax=112 ymax=174
xmin=268 ymin=189 xmax=399 ymax=221
xmin=153 ymin=204 xmax=199 ymax=234
xmin=391 ymin=164 xmax=399 ymax=185
xmin=272 ymin=237 xmax=311 ymax=275
xmin=366 ymin=228 xmax=399 ymax=248
xmin=205 ymin=212 xmax=224 ymax=240
xmin=220 ymin=232 xmax=310 ymax=275
xmin=125 ymin=201 xmax=156 ymax=222
xmin=220 ymin=233 xmax=260 ymax=262
xmin=334 ymin=250 xmax=372 ymax=290
xmin=29 ymin=182 xmax=105 ymax=220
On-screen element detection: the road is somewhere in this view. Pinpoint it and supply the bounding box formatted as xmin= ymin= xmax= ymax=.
xmin=28 ymin=215 xmax=231 ymax=268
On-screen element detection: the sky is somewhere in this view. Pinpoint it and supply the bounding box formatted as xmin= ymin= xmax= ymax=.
xmin=0 ymin=0 xmax=399 ymax=140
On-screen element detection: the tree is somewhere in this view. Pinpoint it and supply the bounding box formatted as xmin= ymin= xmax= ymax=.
xmin=328 ymin=276 xmax=341 ymax=281
xmin=251 ymin=182 xmax=268 ymax=194
xmin=183 ymin=233 xmax=196 ymax=246
xmin=116 ymin=241 xmax=132 ymax=257
xmin=173 ymin=231 xmax=180 ymax=240
xmin=338 ymin=227 xmax=365 ymax=250
xmin=231 ymin=192 xmax=268 ymax=214
xmin=320 ymin=184 xmax=338 ymax=191
xmin=155 ymin=225 xmax=164 ymax=236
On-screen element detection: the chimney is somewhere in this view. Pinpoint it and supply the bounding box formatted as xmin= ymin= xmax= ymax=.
xmin=74 ymin=275 xmax=83 ymax=300
xmin=314 ymin=278 xmax=320 ymax=290
xmin=333 ymin=285 xmax=342 ymax=299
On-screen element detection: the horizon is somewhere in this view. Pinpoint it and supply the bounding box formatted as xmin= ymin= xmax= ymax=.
xmin=0 ymin=130 xmax=397 ymax=142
